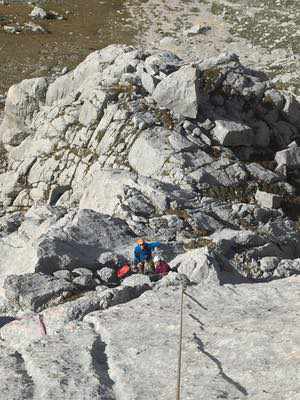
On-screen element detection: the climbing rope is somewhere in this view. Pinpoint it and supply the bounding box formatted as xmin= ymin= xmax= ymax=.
xmin=176 ymin=285 xmax=185 ymax=400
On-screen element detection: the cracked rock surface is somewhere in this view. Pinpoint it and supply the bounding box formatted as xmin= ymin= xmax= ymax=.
xmin=0 ymin=43 xmax=300 ymax=399
xmin=85 ymin=275 xmax=300 ymax=400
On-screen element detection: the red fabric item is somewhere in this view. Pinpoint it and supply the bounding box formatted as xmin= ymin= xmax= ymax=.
xmin=154 ymin=261 xmax=170 ymax=276
xmin=117 ymin=264 xmax=130 ymax=279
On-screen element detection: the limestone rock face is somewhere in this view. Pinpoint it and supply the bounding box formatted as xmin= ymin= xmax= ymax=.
xmin=152 ymin=65 xmax=199 ymax=118
xmin=0 ymin=45 xmax=298 ymax=214
xmin=128 ymin=127 xmax=174 ymax=177
xmin=85 ymin=275 xmax=300 ymax=400
xmin=1 ymin=77 xmax=48 ymax=146
xmin=21 ymin=325 xmax=116 ymax=400
xmin=0 ymin=43 xmax=299 ymax=400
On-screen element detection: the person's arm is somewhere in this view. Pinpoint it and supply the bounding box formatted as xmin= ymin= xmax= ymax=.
xmin=134 ymin=247 xmax=141 ymax=265
xmin=149 ymin=241 xmax=161 ymax=249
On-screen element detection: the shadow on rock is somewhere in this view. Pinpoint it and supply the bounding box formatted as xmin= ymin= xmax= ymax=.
xmin=0 ymin=316 xmax=16 ymax=329
xmin=188 ymin=313 xmax=205 ymax=330
xmin=193 ymin=333 xmax=248 ymax=397
xmin=91 ymin=336 xmax=116 ymax=398
xmin=184 ymin=291 xmax=208 ymax=311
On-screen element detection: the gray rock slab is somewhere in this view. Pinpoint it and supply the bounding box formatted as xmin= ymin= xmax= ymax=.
xmin=0 ymin=344 xmax=34 ymax=400
xmin=21 ymin=324 xmax=116 ymax=400
xmin=128 ymin=127 xmax=174 ymax=177
xmin=80 ymin=169 xmax=138 ymax=216
xmin=85 ymin=275 xmax=300 ymax=400
xmin=0 ymin=313 xmax=47 ymax=351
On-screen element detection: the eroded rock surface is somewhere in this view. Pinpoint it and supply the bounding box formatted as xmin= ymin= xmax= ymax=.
xmin=85 ymin=275 xmax=300 ymax=400
xmin=0 ymin=44 xmax=300 ymax=399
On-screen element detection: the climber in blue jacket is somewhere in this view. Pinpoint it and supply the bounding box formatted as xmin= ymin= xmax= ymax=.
xmin=133 ymin=238 xmax=161 ymax=274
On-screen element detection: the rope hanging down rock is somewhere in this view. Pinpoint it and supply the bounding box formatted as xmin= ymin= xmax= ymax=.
xmin=176 ymin=285 xmax=185 ymax=400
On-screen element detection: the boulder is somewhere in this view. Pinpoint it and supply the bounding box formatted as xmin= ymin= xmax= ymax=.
xmin=246 ymin=163 xmax=281 ymax=184
xmin=73 ymin=275 xmax=95 ymax=289
xmin=209 ymin=228 xmax=267 ymax=254
xmin=275 ymin=146 xmax=300 ymax=169
xmin=53 ymin=270 xmax=73 ymax=281
xmin=273 ymin=258 xmax=300 ymax=278
xmin=45 ymin=44 xmax=131 ymax=106
xmin=0 ymin=211 xmax=24 ymax=238
xmin=259 ymin=256 xmax=280 ymax=272
xmin=169 ymin=248 xmax=220 ymax=284
xmin=144 ymin=51 xmax=181 ymax=75
xmin=255 ymin=190 xmax=282 ymax=209
xmin=283 ymin=93 xmax=300 ymax=129
xmin=97 ymin=267 xmax=117 ymax=285
xmin=212 ymin=120 xmax=254 ymax=147
xmin=0 ymin=205 xmax=68 ymax=291
xmin=140 ymin=72 xmax=157 ymax=94
xmin=4 ymin=273 xmax=77 ymax=312
xmin=0 ymin=171 xmax=20 ymax=207
xmin=152 ymin=65 xmax=199 ymax=118
xmin=273 ymin=120 xmax=298 ymax=148
xmin=35 ymin=208 xmax=135 ymax=273
xmin=30 ymin=6 xmax=48 ymax=19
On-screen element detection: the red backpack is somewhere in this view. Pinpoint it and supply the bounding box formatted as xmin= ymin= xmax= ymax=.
xmin=117 ymin=264 xmax=130 ymax=279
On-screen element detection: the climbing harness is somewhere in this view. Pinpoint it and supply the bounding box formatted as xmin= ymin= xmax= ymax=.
xmin=176 ymin=285 xmax=185 ymax=400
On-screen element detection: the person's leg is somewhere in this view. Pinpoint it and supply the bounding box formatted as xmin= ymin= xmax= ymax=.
xmin=138 ymin=262 xmax=145 ymax=274
xmin=144 ymin=260 xmax=154 ymax=274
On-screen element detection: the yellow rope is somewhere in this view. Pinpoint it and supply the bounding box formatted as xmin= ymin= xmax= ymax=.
xmin=176 ymin=285 xmax=185 ymax=400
